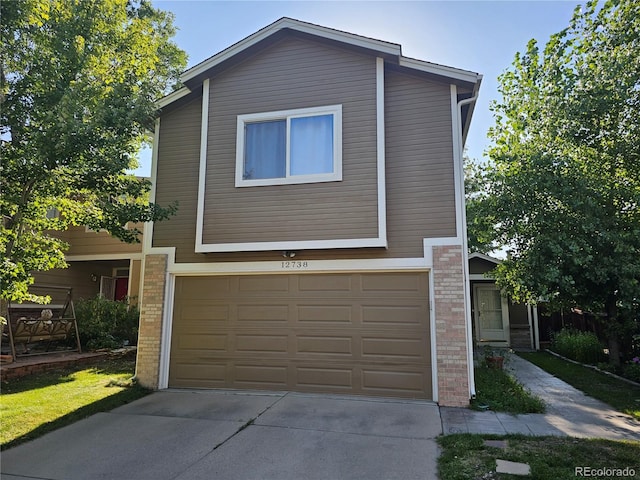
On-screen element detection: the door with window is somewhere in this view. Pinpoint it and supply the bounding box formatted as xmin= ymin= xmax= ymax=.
xmin=474 ymin=284 xmax=509 ymax=344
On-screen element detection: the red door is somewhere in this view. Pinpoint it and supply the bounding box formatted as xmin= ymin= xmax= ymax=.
xmin=114 ymin=277 xmax=129 ymax=301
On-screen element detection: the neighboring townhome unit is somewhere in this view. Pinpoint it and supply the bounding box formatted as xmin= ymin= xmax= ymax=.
xmin=137 ymin=18 xmax=482 ymax=407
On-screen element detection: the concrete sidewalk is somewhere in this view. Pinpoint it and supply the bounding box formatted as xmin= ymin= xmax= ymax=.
xmin=441 ymin=353 xmax=640 ymax=441
xmin=1 ymin=390 xmax=442 ymax=480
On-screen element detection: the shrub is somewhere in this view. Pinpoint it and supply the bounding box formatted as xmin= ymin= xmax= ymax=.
xmin=75 ymin=296 xmax=139 ymax=350
xmin=623 ymin=358 xmax=640 ymax=383
xmin=551 ymin=328 xmax=606 ymax=365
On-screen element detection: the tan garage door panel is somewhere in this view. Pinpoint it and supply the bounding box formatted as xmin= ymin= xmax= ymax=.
xmin=169 ymin=272 xmax=431 ymax=398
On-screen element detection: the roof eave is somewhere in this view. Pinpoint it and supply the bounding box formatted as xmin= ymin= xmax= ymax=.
xmin=468 ymin=252 xmax=501 ymax=265
xmin=158 ymin=18 xmax=483 ymax=111
xmin=398 ymin=56 xmax=481 ymax=86
xmin=180 ymin=17 xmax=402 ymax=86
xmin=157 ymin=86 xmax=192 ymax=110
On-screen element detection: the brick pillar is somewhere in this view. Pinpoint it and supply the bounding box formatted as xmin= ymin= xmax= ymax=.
xmin=135 ymin=254 xmax=168 ymax=389
xmin=433 ymin=245 xmax=470 ymax=407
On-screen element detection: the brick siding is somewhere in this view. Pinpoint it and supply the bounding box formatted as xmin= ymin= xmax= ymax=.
xmin=433 ymin=245 xmax=471 ymax=407
xmin=135 ymin=254 xmax=167 ymax=389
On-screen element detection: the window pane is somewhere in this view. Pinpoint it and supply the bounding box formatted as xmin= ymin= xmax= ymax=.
xmin=290 ymin=114 xmax=333 ymax=176
xmin=244 ymin=120 xmax=286 ymax=179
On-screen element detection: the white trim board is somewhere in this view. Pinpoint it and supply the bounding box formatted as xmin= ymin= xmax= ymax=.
xmin=234 ymin=104 xmax=343 ymax=188
xmin=158 ymin=271 xmax=175 ymax=389
xmin=169 ymin=257 xmax=428 ymax=276
xmin=195 ymin=237 xmax=387 ymax=254
xmin=194 ymin=78 xmax=210 ymax=254
xmin=66 ymin=253 xmax=142 ymax=262
xmin=376 ymin=57 xmax=388 ymax=247
xmin=157 ymin=87 xmax=191 ymax=109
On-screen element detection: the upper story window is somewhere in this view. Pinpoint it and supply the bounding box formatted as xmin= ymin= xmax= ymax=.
xmin=235 ymin=105 xmax=342 ymax=187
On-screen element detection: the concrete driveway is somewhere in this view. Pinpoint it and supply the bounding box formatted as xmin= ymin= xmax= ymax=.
xmin=1 ymin=390 xmax=442 ymax=480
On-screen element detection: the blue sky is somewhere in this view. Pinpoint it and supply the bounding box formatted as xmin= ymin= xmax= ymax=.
xmin=136 ymin=0 xmax=581 ymax=176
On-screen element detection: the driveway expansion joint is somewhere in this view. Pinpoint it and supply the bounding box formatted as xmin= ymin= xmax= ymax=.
xmin=218 ymin=392 xmax=289 ymax=448
xmin=250 ymin=422 xmax=434 ymax=440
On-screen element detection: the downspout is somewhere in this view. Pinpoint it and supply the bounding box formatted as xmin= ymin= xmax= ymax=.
xmin=457 ymin=90 xmax=480 ymax=399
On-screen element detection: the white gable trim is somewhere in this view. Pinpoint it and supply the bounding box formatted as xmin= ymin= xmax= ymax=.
xmin=157 ymin=87 xmax=191 ymax=109
xmin=181 ymin=17 xmax=400 ymax=84
xmin=65 ymin=253 xmax=143 ymax=262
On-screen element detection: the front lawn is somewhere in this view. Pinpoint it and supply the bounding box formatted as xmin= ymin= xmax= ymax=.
xmin=0 ymin=356 xmax=149 ymax=450
xmin=519 ymin=351 xmax=640 ymax=420
xmin=471 ymin=363 xmax=545 ymax=414
xmin=438 ymin=434 xmax=640 ymax=480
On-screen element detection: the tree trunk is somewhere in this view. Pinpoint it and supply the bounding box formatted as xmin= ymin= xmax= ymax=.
xmin=607 ymin=331 xmax=621 ymax=367
xmin=605 ymin=296 xmax=621 ymax=367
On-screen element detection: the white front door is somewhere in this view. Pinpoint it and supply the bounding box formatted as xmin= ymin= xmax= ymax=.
xmin=474 ymin=284 xmax=509 ymax=345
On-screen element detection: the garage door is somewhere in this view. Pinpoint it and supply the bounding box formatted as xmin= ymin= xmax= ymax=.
xmin=169 ymin=272 xmax=431 ymax=399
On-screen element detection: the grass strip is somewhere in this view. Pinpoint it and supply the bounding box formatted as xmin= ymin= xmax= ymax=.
xmin=471 ymin=364 xmax=545 ymax=414
xmin=0 ymin=357 xmax=149 ymax=450
xmin=519 ymin=351 xmax=640 ymax=420
xmin=438 ymin=434 xmax=640 ymax=480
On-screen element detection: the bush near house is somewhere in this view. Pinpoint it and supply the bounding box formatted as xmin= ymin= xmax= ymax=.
xmin=551 ymin=329 xmax=607 ymax=365
xmin=75 ymin=296 xmax=139 ymax=350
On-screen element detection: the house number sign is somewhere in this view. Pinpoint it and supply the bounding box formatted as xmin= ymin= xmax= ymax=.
xmin=281 ymin=261 xmax=309 ymax=269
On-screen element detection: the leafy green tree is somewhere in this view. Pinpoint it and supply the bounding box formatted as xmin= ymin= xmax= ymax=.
xmin=485 ymin=0 xmax=640 ymax=365
xmin=1 ymin=0 xmax=186 ymax=302
xmin=465 ymin=157 xmax=497 ymax=255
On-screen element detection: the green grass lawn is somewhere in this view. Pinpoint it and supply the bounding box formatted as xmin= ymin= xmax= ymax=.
xmin=0 ymin=357 xmax=149 ymax=450
xmin=471 ymin=363 xmax=545 ymax=414
xmin=519 ymin=351 xmax=640 ymax=420
xmin=438 ymin=434 xmax=640 ymax=480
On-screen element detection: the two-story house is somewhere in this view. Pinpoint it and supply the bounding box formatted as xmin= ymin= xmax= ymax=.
xmin=135 ymin=18 xmax=482 ymax=407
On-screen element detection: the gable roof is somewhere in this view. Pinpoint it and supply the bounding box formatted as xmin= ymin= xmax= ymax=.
xmin=159 ymin=17 xmax=482 ymax=110
xmin=468 ymin=252 xmax=502 ymax=264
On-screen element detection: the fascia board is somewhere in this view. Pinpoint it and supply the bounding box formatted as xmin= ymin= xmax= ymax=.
xmin=399 ymin=56 xmax=482 ymax=85
xmin=156 ymin=86 xmax=192 ymax=109
xmin=180 ymin=17 xmax=401 ymax=84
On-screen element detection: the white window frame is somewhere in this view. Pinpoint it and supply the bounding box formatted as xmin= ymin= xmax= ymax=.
xmin=235 ymin=104 xmax=343 ymax=187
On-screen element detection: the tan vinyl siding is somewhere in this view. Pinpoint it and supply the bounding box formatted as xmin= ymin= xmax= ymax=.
xmin=384 ymin=68 xmax=457 ymax=242
xmin=152 ymin=38 xmax=458 ymax=263
xmin=32 ymin=260 xmax=128 ymax=301
xmin=152 ymin=96 xmax=203 ymax=253
xmin=202 ymin=36 xmax=378 ymax=245
xmin=65 ymin=225 xmax=143 ymax=256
